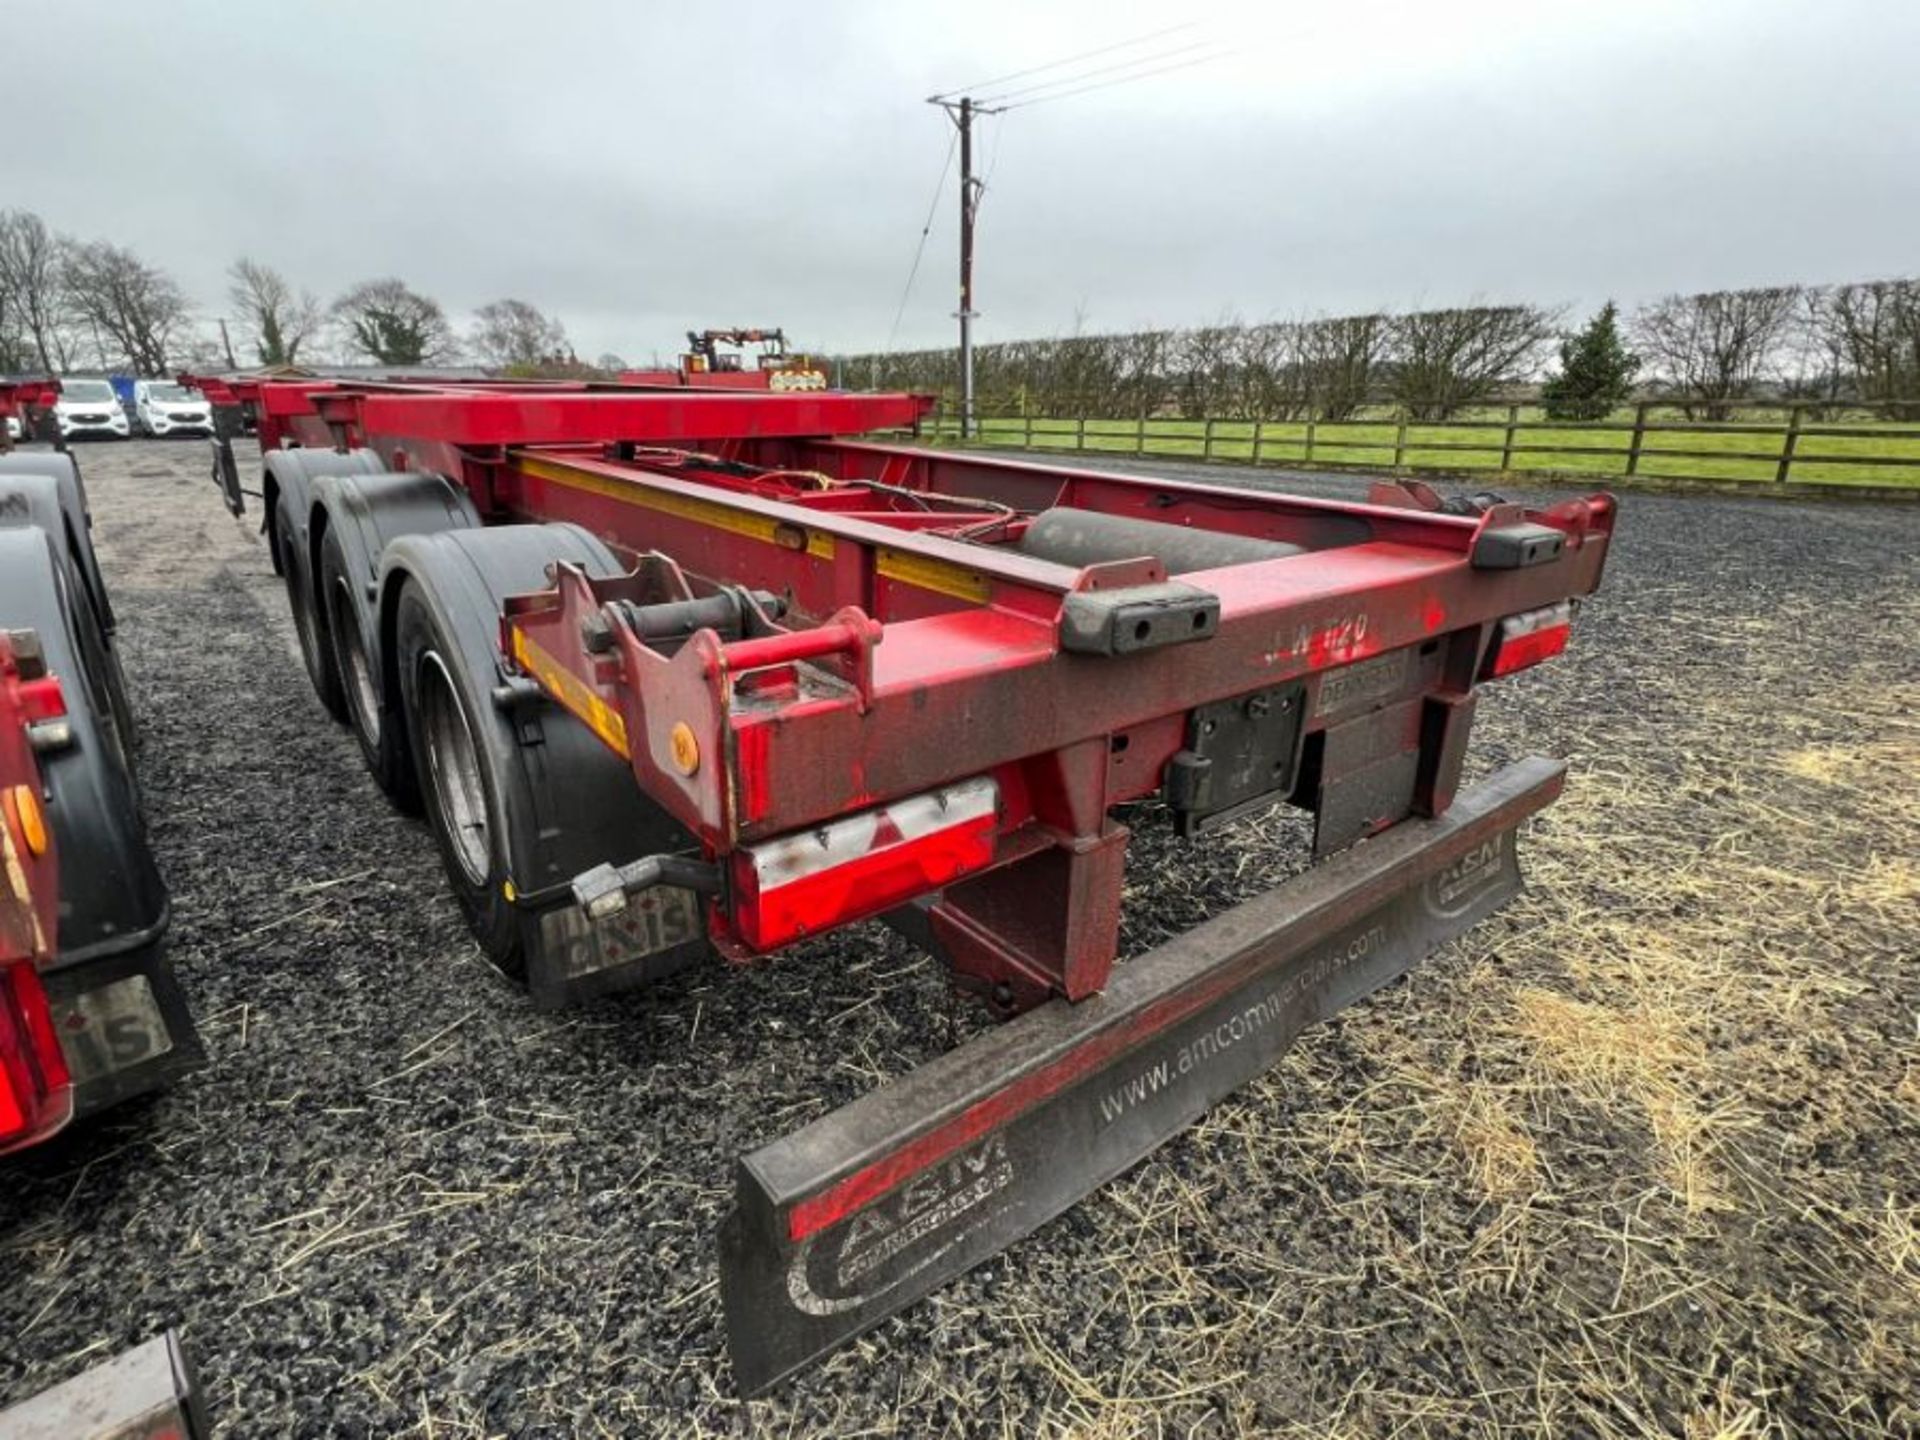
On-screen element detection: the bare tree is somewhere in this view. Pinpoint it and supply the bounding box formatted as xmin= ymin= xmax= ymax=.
xmin=1295 ymin=313 xmax=1390 ymax=421
xmin=1819 ymin=279 xmax=1920 ymax=420
xmin=1226 ymin=322 xmax=1298 ymax=420
xmin=1171 ymin=316 xmax=1242 ymax=419
xmin=178 ymin=328 xmax=232 ymax=372
xmin=228 ymin=258 xmax=321 ymax=367
xmin=469 ymin=298 xmax=569 ymax=372
xmin=594 ymin=352 xmax=627 ymax=373
xmin=61 ymin=239 xmax=190 ymax=374
xmin=1388 ymin=304 xmax=1557 ymax=420
xmin=1629 ymin=286 xmax=1799 ymax=420
xmin=0 ymin=210 xmax=77 ymax=371
xmin=1779 ymin=286 xmax=1850 ymax=418
xmin=1112 ymin=328 xmax=1176 ymax=418
xmin=332 ymin=278 xmax=457 ymax=366
xmin=0 ymin=255 xmax=22 ymax=371
xmin=1037 ymin=333 xmax=1115 ymax=414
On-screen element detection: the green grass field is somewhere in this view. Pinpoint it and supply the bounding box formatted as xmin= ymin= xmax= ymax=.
xmin=922 ymin=410 xmax=1920 ymax=490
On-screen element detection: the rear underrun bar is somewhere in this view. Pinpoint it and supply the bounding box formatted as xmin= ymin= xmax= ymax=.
xmin=720 ymin=754 xmax=1566 ymax=1393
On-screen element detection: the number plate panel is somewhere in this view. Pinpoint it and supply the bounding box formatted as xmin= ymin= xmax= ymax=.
xmin=538 ymin=884 xmax=705 ymax=981
xmin=55 ymin=974 xmax=174 ymax=1086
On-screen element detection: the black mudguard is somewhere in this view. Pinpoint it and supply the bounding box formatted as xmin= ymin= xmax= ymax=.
xmin=258 ymin=447 xmax=384 ymax=579
xmin=0 ymin=452 xmax=110 ymax=635
xmin=0 ymin=489 xmax=201 ymax=1116
xmin=309 ymin=469 xmax=481 ymax=694
xmin=379 ymin=525 xmax=710 ymax=1007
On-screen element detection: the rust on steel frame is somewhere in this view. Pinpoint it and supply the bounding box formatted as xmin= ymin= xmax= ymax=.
xmin=193 ymin=371 xmax=1614 ymax=1389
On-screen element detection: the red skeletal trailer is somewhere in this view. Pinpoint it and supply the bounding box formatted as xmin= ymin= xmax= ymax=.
xmin=190 ymin=370 xmax=1612 ymax=1390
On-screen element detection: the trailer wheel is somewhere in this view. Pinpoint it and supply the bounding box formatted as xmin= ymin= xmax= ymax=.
xmin=276 ymin=500 xmax=346 ymax=722
xmin=395 ymin=581 xmax=522 ymax=977
xmin=320 ymin=526 xmax=418 ymax=810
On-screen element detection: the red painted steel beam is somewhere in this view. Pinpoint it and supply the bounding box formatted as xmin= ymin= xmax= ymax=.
xmin=500 ymin=453 xmax=1612 ymax=846
xmin=770 ymin=436 xmax=1490 ymax=552
xmin=723 ymin=535 xmax=1605 ymax=840
xmin=507 ymin=536 xmax=1604 ymax=859
xmin=323 ymin=388 xmax=929 ymax=447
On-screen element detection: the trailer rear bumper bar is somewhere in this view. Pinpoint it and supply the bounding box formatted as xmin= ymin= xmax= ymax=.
xmin=720 ymin=755 xmax=1565 ymax=1393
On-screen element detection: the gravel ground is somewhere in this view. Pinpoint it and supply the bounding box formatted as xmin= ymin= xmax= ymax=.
xmin=1 ymin=440 xmax=1916 ymax=1437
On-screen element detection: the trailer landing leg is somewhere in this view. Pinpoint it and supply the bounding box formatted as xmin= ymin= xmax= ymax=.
xmin=720 ymin=756 xmax=1566 ymax=1394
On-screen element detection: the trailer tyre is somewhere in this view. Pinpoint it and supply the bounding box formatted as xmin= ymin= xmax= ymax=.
xmin=320 ymin=525 xmax=419 ymax=810
xmin=276 ymin=499 xmax=346 ymax=722
xmin=395 ymin=581 xmax=522 ymax=978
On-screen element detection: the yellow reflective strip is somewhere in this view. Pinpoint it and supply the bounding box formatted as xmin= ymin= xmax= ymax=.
xmin=875 ymin=547 xmax=992 ymax=604
xmin=511 ymin=629 xmax=630 ymax=758
xmin=519 ymin=454 xmax=835 ymax=560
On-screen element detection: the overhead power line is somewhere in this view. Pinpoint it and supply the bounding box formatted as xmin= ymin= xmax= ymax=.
xmin=1002 ymin=48 xmax=1231 ymax=110
xmin=976 ymin=39 xmax=1220 ymax=107
xmin=927 ymin=22 xmax=1197 ymax=103
xmin=919 ymin=24 xmax=1231 ymax=435
xmin=883 ymin=129 xmax=960 ymax=356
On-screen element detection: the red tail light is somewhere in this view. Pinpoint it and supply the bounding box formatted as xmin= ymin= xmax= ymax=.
xmin=1482 ymin=601 xmax=1573 ymax=679
xmin=0 ymin=957 xmax=72 ymax=1155
xmin=732 ymin=777 xmax=1000 ymax=950
xmin=18 ymin=672 xmax=66 ymax=724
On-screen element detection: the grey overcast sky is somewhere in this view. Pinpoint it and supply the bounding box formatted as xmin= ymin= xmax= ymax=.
xmin=7 ymin=0 xmax=1917 ymax=363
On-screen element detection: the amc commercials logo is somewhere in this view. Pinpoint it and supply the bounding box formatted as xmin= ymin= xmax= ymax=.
xmin=786 ymin=1135 xmax=1016 ymax=1316
xmin=1424 ymin=834 xmax=1509 ymax=917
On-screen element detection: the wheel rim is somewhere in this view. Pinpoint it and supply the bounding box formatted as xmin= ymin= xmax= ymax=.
xmin=329 ymin=576 xmax=380 ymax=745
xmin=418 ymin=651 xmax=490 ymax=886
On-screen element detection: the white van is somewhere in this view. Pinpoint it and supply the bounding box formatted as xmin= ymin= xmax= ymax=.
xmin=53 ymin=379 xmax=130 ymax=440
xmin=134 ymin=379 xmax=215 ymax=437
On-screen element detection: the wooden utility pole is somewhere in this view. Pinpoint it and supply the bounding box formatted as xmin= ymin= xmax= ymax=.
xmin=930 ymin=95 xmax=999 ymax=439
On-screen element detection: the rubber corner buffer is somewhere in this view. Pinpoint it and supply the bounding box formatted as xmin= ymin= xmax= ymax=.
xmin=1060 ymin=581 xmax=1220 ymax=656
xmin=1472 ymin=522 xmax=1565 ymax=570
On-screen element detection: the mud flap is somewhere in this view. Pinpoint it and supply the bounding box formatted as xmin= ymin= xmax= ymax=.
xmin=42 ymin=942 xmax=204 ymax=1119
xmin=720 ymin=755 xmax=1565 ymax=1394
xmin=209 ymin=432 xmax=244 ymax=517
xmin=521 ymin=885 xmax=708 ymax=1010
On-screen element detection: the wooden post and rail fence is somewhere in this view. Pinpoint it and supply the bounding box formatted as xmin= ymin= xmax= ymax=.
xmin=905 ymin=397 xmax=1920 ymax=493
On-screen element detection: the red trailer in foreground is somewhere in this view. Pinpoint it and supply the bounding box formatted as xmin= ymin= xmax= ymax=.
xmin=192 ymin=372 xmax=1613 ymax=1391
xmin=0 ymin=384 xmax=205 ymax=1440
xmin=0 ymin=381 xmax=201 ymax=1157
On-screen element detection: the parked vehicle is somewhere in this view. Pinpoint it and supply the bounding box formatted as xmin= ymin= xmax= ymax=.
xmin=109 ymin=374 xmax=138 ymax=425
xmin=51 ymin=378 xmax=129 ymax=441
xmin=194 ymin=371 xmax=1614 ymax=1392
xmin=134 ymin=379 xmax=214 ymax=437
xmin=621 ymin=327 xmax=828 ymax=390
xmin=0 ymin=381 xmax=202 ymax=1157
